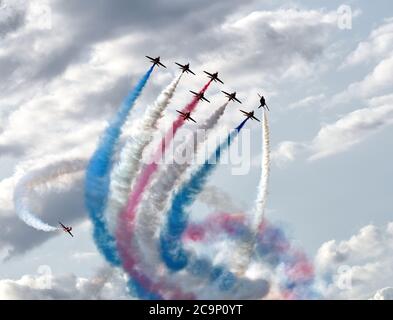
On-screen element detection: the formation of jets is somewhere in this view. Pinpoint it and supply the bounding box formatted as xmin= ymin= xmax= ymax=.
xmin=56 ymin=56 xmax=271 ymax=238
xmin=148 ymin=55 xmax=270 ymax=134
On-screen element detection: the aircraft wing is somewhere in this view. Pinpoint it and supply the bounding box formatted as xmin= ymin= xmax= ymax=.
xmin=234 ymin=97 xmax=242 ymax=104
xmin=216 ymin=77 xmax=224 ymax=84
xmin=175 ymin=62 xmax=183 ymax=68
xmin=190 ymin=90 xmax=198 ymax=96
xmin=145 ymin=55 xmax=154 ymax=61
xmin=176 ymin=110 xmax=185 ymax=116
xmin=188 ymin=69 xmax=195 ymax=75
xmin=67 ymin=230 xmax=74 ymax=237
xmin=157 ymin=62 xmax=167 ymax=68
xmin=240 ymin=110 xmax=249 ymax=115
xmin=204 ymin=71 xmax=213 ymax=77
xmin=188 ymin=116 xmax=197 ymax=123
xmin=252 ymin=115 xmax=261 ymax=122
xmin=59 ymin=221 xmax=66 ymax=229
xmin=221 ymin=90 xmax=230 ymax=96
xmin=265 ymin=104 xmax=270 ymax=111
xmin=202 ymin=96 xmax=210 ymax=103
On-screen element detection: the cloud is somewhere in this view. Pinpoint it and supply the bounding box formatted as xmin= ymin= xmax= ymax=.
xmin=271 ymin=141 xmax=305 ymax=165
xmin=315 ymin=222 xmax=393 ymax=299
xmin=289 ymin=94 xmax=326 ymax=110
xmin=370 ymin=287 xmax=393 ymax=300
xmin=71 ymin=252 xmax=98 ymax=261
xmin=309 ymin=96 xmax=393 ymax=160
xmin=0 ymin=0 xmax=26 ymax=38
xmin=0 ymin=4 xmax=340 ymax=159
xmin=0 ymin=3 xmax=341 ymax=258
xmin=0 ymin=265 xmax=129 ymax=300
xmin=333 ymin=54 xmax=393 ymax=105
xmin=343 ymin=18 xmax=393 ymax=67
xmin=271 ymin=93 xmax=393 ymax=162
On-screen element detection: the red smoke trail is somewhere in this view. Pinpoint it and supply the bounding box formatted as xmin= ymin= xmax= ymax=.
xmin=184 ymin=212 xmax=246 ymax=241
xmin=182 ymin=212 xmax=315 ymax=299
xmin=116 ymin=80 xmax=213 ymax=299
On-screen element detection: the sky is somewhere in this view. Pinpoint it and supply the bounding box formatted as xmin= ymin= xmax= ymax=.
xmin=1 ymin=0 xmax=393 ymax=299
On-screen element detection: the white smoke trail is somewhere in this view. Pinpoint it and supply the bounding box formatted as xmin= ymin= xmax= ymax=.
xmin=134 ymin=102 xmax=229 ymax=277
xmin=13 ymin=159 xmax=87 ymax=231
xmin=233 ymin=110 xmax=271 ymax=274
xmin=133 ymin=104 xmax=272 ymax=299
xmin=253 ymin=110 xmax=271 ymax=228
xmin=104 ymin=73 xmax=183 ymax=235
xmin=198 ymin=185 xmax=242 ymax=213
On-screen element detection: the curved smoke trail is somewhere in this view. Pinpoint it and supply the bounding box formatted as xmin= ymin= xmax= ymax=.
xmin=105 ymin=73 xmax=183 ymax=236
xmin=159 ymin=118 xmax=249 ymax=271
xmin=115 ymin=80 xmax=213 ymax=297
xmin=183 ymin=213 xmax=316 ymax=299
xmin=156 ymin=118 xmax=272 ymax=299
xmin=85 ymin=66 xmax=154 ymax=266
xmin=135 ymin=102 xmax=229 ymax=277
xmin=14 ymin=159 xmax=87 ymax=231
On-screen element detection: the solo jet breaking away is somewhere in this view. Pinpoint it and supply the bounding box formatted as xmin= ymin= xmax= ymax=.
xmin=240 ymin=110 xmax=260 ymax=122
xmin=177 ymin=110 xmax=197 ymax=123
xmin=204 ymin=71 xmax=224 ymax=84
xmin=190 ymin=90 xmax=210 ymax=103
xmin=222 ymin=91 xmax=242 ymax=104
xmin=59 ymin=221 xmax=73 ymax=237
xmin=146 ymin=56 xmax=167 ymax=68
xmin=258 ymin=93 xmax=269 ymax=111
xmin=175 ymin=62 xmax=195 ymax=75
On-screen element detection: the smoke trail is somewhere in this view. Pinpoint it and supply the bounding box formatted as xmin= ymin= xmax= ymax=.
xmin=254 ymin=110 xmax=271 ymax=227
xmin=13 ymin=159 xmax=86 ymax=231
xmin=160 ymin=118 xmax=249 ymax=271
xmin=155 ymin=119 xmax=271 ymax=299
xmin=85 ymin=66 xmax=154 ymax=266
xmin=135 ymin=102 xmax=229 ymax=277
xmin=105 ymin=73 xmax=183 ymax=236
xmin=198 ymin=185 xmax=242 ymax=213
xmin=233 ymin=111 xmax=271 ymax=274
xmin=183 ymin=213 xmax=316 ymax=299
xmin=115 ymin=80 xmax=213 ymax=297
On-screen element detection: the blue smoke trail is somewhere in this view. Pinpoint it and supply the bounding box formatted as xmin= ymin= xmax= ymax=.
xmin=160 ymin=118 xmax=249 ymax=275
xmin=85 ymin=66 xmax=154 ymax=266
xmin=235 ymin=118 xmax=248 ymax=132
xmin=128 ymin=279 xmax=163 ymax=300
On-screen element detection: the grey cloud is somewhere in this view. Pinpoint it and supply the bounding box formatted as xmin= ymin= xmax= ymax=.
xmin=0 ymin=0 xmax=26 ymax=38
xmin=0 ymin=2 xmax=342 ymax=258
xmin=0 ymin=265 xmax=129 ymax=299
xmin=315 ymin=222 xmax=393 ymax=299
